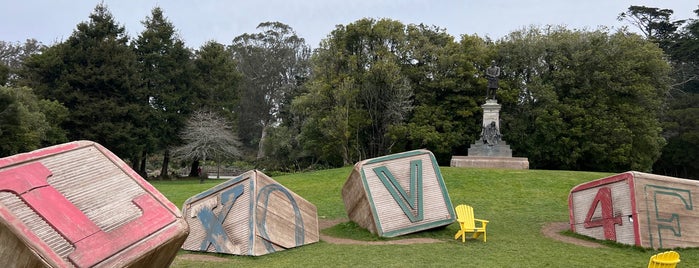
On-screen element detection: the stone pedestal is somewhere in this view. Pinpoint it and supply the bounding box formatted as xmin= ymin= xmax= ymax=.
xmin=451 ymin=99 xmax=529 ymax=169
xmin=467 ymin=142 xmax=512 ymax=157
xmin=450 ymin=156 xmax=529 ymax=169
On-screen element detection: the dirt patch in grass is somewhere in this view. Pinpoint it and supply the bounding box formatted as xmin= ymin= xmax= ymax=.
xmin=319 ymin=218 xmax=444 ymax=245
xmin=540 ymin=222 xmax=606 ymax=248
xmin=174 ymin=253 xmax=229 ymax=263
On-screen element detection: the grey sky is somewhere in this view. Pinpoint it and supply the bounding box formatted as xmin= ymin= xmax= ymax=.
xmin=1 ymin=1 xmax=697 ymax=49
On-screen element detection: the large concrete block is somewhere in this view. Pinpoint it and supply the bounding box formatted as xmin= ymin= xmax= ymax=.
xmin=181 ymin=170 xmax=318 ymax=256
xmin=342 ymin=150 xmax=455 ymax=237
xmin=0 ymin=141 xmax=188 ymax=268
xmin=569 ymin=171 xmax=699 ymax=249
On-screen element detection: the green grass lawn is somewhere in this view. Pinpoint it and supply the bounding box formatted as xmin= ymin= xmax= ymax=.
xmin=150 ymin=167 xmax=699 ymax=267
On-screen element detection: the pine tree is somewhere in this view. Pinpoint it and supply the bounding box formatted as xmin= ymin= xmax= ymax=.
xmin=133 ymin=7 xmax=195 ymax=179
xmin=21 ymin=3 xmax=142 ymax=159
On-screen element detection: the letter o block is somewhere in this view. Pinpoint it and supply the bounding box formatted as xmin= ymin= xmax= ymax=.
xmin=569 ymin=171 xmax=699 ymax=249
xmin=0 ymin=141 xmax=188 ymax=268
xmin=182 ymin=170 xmax=319 ymax=256
xmin=342 ymin=150 xmax=455 ymax=237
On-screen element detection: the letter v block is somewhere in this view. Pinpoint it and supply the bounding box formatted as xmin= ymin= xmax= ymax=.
xmin=342 ymin=150 xmax=455 ymax=237
xmin=181 ymin=170 xmax=319 ymax=256
xmin=0 ymin=141 xmax=188 ymax=268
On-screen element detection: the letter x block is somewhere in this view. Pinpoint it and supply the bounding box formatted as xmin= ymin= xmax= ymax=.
xmin=342 ymin=150 xmax=455 ymax=237
xmin=569 ymin=171 xmax=699 ymax=249
xmin=0 ymin=141 xmax=188 ymax=268
xmin=181 ymin=170 xmax=319 ymax=256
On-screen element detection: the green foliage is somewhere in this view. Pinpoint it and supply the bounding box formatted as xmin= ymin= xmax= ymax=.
xmin=230 ymin=22 xmax=311 ymax=159
xmin=653 ymin=8 xmax=699 ymax=179
xmin=133 ymin=7 xmax=197 ymax=177
xmin=192 ymin=41 xmax=240 ymax=119
xmin=0 ymin=63 xmax=8 ymax=85
xmin=618 ymin=5 xmax=686 ymax=49
xmin=7 ymin=6 xmax=693 ymax=176
xmin=390 ymin=32 xmax=490 ymax=164
xmin=1 ymin=39 xmax=44 ymax=86
xmin=20 ymin=4 xmax=142 ymax=159
xmin=498 ymin=27 xmax=670 ymax=172
xmin=0 ymin=86 xmax=67 ymax=156
xmin=297 ymin=19 xmax=477 ymax=166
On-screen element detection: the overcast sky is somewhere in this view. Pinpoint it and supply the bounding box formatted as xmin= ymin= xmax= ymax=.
xmin=1 ymin=0 xmax=697 ymax=49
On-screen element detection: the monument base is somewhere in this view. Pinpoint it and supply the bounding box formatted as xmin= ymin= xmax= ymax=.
xmin=450 ymin=155 xmax=529 ymax=169
xmin=467 ymin=142 xmax=512 ymax=157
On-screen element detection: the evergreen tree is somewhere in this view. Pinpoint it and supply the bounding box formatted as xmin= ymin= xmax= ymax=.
xmin=653 ymin=7 xmax=699 ymax=179
xmin=192 ymin=41 xmax=240 ymax=119
xmin=20 ymin=3 xmax=142 ymax=159
xmin=133 ymin=7 xmax=195 ymax=179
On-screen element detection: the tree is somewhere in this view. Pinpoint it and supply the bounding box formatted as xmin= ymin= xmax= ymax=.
xmin=652 ymin=7 xmax=699 ymax=179
xmin=133 ymin=7 xmax=195 ymax=179
xmin=618 ymin=5 xmax=686 ymax=49
xmin=192 ymin=41 xmax=241 ymax=118
xmin=172 ymin=109 xmax=241 ymax=182
xmin=230 ymin=22 xmax=311 ymax=160
xmin=294 ymin=18 xmax=417 ymax=166
xmin=0 ymin=39 xmax=44 ymax=86
xmin=389 ymin=26 xmax=489 ymax=164
xmin=497 ymin=26 xmax=670 ymax=172
xmin=0 ymin=86 xmax=68 ymax=156
xmin=20 ymin=3 xmax=143 ymax=160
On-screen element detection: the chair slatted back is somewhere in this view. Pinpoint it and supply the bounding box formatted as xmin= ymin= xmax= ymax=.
xmin=455 ymin=204 xmax=476 ymax=230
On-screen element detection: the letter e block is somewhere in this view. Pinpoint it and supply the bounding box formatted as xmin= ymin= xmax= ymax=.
xmin=342 ymin=150 xmax=455 ymax=237
xmin=569 ymin=171 xmax=699 ymax=249
xmin=0 ymin=141 xmax=188 ymax=268
xmin=182 ymin=170 xmax=319 ymax=256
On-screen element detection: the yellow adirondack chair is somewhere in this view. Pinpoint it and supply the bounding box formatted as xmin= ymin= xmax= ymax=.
xmin=454 ymin=204 xmax=488 ymax=242
xmin=648 ymin=251 xmax=680 ymax=268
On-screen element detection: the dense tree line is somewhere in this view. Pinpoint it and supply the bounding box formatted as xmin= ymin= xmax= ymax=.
xmin=1 ymin=4 xmax=697 ymax=179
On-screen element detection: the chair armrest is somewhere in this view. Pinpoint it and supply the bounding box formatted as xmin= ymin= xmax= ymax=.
xmin=475 ymin=219 xmax=489 ymax=223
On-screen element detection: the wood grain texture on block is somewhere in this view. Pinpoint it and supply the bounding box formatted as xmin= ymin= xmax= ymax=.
xmin=182 ymin=170 xmax=318 ymax=256
xmin=569 ymin=171 xmax=699 ymax=249
xmin=342 ymin=150 xmax=456 ymax=237
xmin=0 ymin=141 xmax=188 ymax=268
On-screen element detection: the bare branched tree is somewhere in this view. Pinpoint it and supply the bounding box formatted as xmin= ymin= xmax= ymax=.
xmin=172 ymin=109 xmax=241 ymax=181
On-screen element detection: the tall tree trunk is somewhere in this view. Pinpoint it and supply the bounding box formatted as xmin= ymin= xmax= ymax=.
xmin=160 ymin=149 xmax=170 ymax=180
xmin=139 ymin=151 xmax=147 ymax=178
xmin=189 ymin=160 xmax=200 ymax=177
xmin=131 ymin=154 xmax=141 ymax=171
xmin=257 ymin=123 xmax=268 ymax=159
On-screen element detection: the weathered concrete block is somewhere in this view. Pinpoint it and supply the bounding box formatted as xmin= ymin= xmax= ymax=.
xmin=182 ymin=170 xmax=318 ymax=256
xmin=0 ymin=141 xmax=188 ymax=268
xmin=342 ymin=150 xmax=455 ymax=237
xmin=569 ymin=171 xmax=699 ymax=249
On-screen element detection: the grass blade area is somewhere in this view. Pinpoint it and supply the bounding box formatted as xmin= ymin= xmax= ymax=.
xmin=150 ymin=167 xmax=699 ymax=267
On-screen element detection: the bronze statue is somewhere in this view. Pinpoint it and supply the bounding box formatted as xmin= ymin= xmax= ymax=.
xmin=481 ymin=121 xmax=501 ymax=145
xmin=485 ymin=60 xmax=500 ymax=100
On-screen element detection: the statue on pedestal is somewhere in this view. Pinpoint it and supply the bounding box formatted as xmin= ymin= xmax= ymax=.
xmin=485 ymin=60 xmax=500 ymax=100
